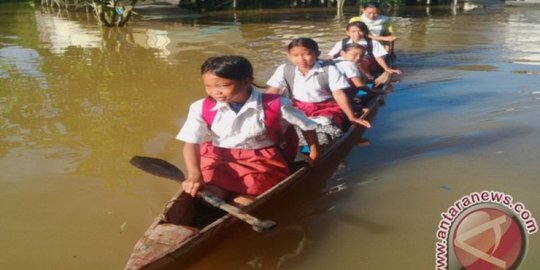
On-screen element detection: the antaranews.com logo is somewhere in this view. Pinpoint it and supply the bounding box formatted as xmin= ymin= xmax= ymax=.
xmin=435 ymin=190 xmax=538 ymax=270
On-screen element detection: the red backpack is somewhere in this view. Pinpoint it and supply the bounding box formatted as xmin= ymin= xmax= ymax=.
xmin=201 ymin=94 xmax=299 ymax=162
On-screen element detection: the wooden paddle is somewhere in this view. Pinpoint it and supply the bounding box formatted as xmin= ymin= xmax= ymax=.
xmin=129 ymin=155 xmax=277 ymax=232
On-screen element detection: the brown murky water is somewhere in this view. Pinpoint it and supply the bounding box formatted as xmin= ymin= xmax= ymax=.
xmin=1 ymin=2 xmax=539 ymax=269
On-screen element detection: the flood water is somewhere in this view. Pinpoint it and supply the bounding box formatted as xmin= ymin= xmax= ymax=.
xmin=1 ymin=2 xmax=540 ymax=269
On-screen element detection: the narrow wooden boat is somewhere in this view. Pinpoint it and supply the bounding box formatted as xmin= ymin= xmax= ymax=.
xmin=125 ymin=74 xmax=393 ymax=270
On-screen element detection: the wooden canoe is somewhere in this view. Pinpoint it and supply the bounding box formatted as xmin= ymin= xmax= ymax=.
xmin=125 ymin=74 xmax=393 ymax=270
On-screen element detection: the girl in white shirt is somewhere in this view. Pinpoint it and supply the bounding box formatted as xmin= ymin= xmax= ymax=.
xmin=177 ymin=55 xmax=320 ymax=205
xmin=334 ymin=43 xmax=370 ymax=98
xmin=355 ymin=2 xmax=397 ymax=45
xmin=328 ymin=21 xmax=401 ymax=78
xmin=266 ymin=37 xmax=371 ymax=131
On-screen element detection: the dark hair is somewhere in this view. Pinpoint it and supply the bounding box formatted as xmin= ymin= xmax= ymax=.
xmin=287 ymin=37 xmax=320 ymax=54
xmin=362 ymin=1 xmax=381 ymax=9
xmin=346 ymin=21 xmax=370 ymax=36
xmin=201 ymin=55 xmax=253 ymax=81
xmin=342 ymin=43 xmax=366 ymax=53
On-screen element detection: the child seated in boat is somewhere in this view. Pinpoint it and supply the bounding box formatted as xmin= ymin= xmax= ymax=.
xmin=350 ymin=1 xmax=397 ymax=54
xmin=327 ymin=20 xmax=401 ymax=80
xmin=333 ymin=43 xmax=370 ymax=99
xmin=177 ymin=55 xmax=320 ymax=206
xmin=266 ymin=37 xmax=371 ymax=145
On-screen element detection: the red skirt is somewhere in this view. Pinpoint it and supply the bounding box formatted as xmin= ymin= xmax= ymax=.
xmin=200 ymin=143 xmax=289 ymax=196
xmin=292 ymin=99 xmax=346 ymax=128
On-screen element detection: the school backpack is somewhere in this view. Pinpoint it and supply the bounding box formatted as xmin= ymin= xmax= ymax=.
xmin=201 ymin=94 xmax=299 ymax=162
xmin=282 ymin=61 xmax=334 ymax=97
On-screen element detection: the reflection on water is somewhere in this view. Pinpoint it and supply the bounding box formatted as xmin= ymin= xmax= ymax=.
xmin=144 ymin=29 xmax=171 ymax=56
xmin=35 ymin=10 xmax=102 ymax=53
xmin=35 ymin=9 xmax=175 ymax=58
xmin=0 ymin=45 xmax=47 ymax=89
xmin=1 ymin=145 xmax=90 ymax=177
xmin=1 ymin=2 xmax=540 ymax=270
xmin=504 ymin=8 xmax=540 ymax=65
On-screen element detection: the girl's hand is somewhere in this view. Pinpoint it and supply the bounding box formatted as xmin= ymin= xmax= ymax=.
xmin=182 ymin=177 xmax=203 ymax=197
xmin=351 ymin=117 xmax=371 ymax=128
xmin=381 ymin=36 xmax=398 ymax=42
xmin=385 ymin=68 xmax=402 ymax=75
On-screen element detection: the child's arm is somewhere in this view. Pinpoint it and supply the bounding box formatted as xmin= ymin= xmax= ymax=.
xmin=327 ymin=41 xmax=344 ymax=59
xmin=301 ymin=129 xmax=320 ymax=167
xmin=349 ymin=76 xmax=371 ymax=92
xmin=332 ymin=89 xmax=371 ymax=128
xmin=375 ymin=56 xmax=402 ymax=75
xmin=371 ymin=19 xmax=396 ymax=42
xmin=265 ymin=86 xmax=282 ymax=95
xmin=369 ymin=34 xmax=397 ymax=42
xmin=266 ymin=64 xmax=289 ymax=95
xmin=182 ymin=142 xmax=203 ymax=197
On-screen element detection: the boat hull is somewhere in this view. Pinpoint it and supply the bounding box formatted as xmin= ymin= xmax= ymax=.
xmin=126 ymin=78 xmax=392 ymax=270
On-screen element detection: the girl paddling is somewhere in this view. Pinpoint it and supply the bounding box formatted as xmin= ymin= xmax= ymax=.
xmin=177 ymin=55 xmax=320 ymax=206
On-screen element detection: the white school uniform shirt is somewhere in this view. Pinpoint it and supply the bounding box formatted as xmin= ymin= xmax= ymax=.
xmin=176 ymin=89 xmax=317 ymax=149
xmin=360 ymin=14 xmax=391 ymax=36
xmin=266 ymin=61 xmax=350 ymax=103
xmin=333 ymin=58 xmax=365 ymax=80
xmin=327 ymin=38 xmax=387 ymax=59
